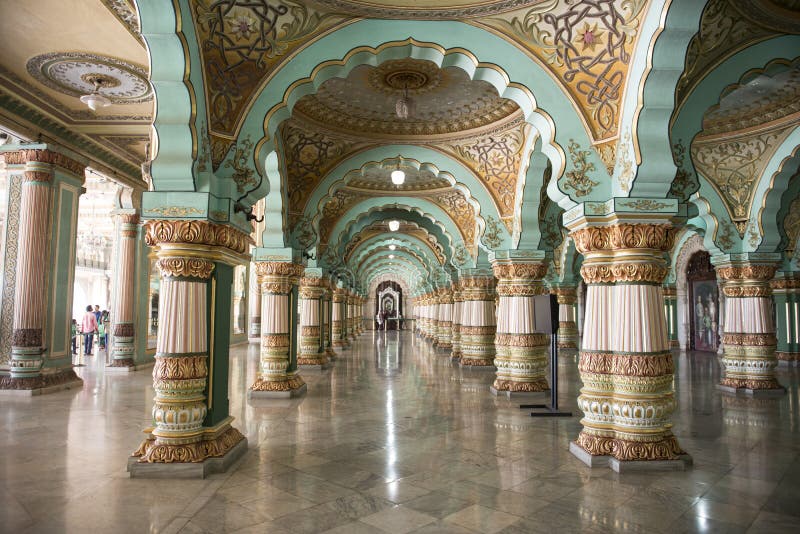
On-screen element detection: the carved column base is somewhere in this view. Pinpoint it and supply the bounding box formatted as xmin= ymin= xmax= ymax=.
xmin=719 ymin=335 xmax=784 ymax=395
xmin=0 ymin=368 xmax=83 ymax=394
xmin=129 ymin=419 xmax=247 ymax=478
xmin=450 ymin=350 xmax=462 ymax=362
xmin=325 ymin=347 xmax=337 ymax=360
xmin=557 ymin=321 xmax=578 ymax=349
xmin=249 ymin=373 xmax=307 ymax=399
xmin=669 ymin=339 xmax=680 ymax=349
xmin=570 ymin=430 xmax=691 ymax=472
xmin=333 ymin=339 xmax=350 ymax=348
xmin=460 ymin=326 xmax=496 ymax=368
xmin=492 ymin=333 xmax=549 ymax=394
xmin=108 ymin=358 xmax=135 ymax=368
xmin=298 ymin=355 xmax=331 ymax=369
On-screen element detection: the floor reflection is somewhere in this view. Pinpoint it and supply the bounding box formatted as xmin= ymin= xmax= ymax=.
xmin=2 ymin=333 xmax=800 ymax=533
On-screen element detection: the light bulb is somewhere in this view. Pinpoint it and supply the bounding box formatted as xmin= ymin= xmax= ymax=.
xmin=391 ymin=169 xmax=405 ymax=185
xmin=389 ymin=244 xmax=396 ymax=250
xmin=388 ymin=220 xmax=400 ymax=232
xmin=80 ymin=92 xmax=111 ymax=111
xmin=389 ymin=254 xmax=395 ymax=259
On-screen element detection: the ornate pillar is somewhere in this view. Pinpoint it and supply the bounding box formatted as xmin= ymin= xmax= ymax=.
xmin=663 ymin=285 xmax=679 ymax=349
xmin=451 ymin=283 xmax=463 ymax=361
xmin=332 ymin=287 xmax=349 ymax=348
xmin=0 ymin=148 xmax=84 ymax=392
xmin=491 ymin=261 xmax=550 ymax=395
xmin=130 ymin=220 xmax=247 ymax=476
xmin=430 ymin=291 xmax=441 ymax=344
xmin=568 ymin=221 xmax=688 ymax=470
xmin=772 ymin=273 xmax=800 ymax=366
xmin=247 ymin=261 xmax=261 ymax=343
xmin=437 ymin=287 xmax=453 ymax=349
xmin=555 ymin=286 xmax=579 ymax=350
xmin=323 ymin=283 xmax=336 ymax=361
xmin=249 ymin=261 xmax=306 ymax=397
xmin=716 ymin=262 xmax=785 ymax=395
xmin=109 ymin=211 xmax=140 ymax=367
xmin=459 ymin=273 xmax=497 ymax=368
xmin=298 ymin=272 xmax=329 ymax=369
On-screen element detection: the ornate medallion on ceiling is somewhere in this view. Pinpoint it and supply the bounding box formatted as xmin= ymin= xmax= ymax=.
xmin=26 ymin=52 xmax=152 ymax=104
xmin=291 ymin=58 xmax=520 ymax=138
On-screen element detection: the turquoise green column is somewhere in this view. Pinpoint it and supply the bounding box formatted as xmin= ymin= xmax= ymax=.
xmin=663 ymin=285 xmax=679 ymax=349
xmin=772 ymin=274 xmax=800 ymax=365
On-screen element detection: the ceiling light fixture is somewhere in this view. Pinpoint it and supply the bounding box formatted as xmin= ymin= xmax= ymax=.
xmin=388 ymin=220 xmax=400 ymax=232
xmin=388 ymin=254 xmax=395 ymax=259
xmin=390 ymin=155 xmax=405 ymax=185
xmin=80 ymin=74 xmax=112 ymax=111
xmin=395 ymin=82 xmax=414 ymax=120
xmin=389 ymin=244 xmax=396 ymax=250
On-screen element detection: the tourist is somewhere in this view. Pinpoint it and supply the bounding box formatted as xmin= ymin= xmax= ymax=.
xmin=81 ymin=305 xmax=98 ymax=356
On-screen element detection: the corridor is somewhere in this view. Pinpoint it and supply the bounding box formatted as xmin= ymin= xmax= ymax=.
xmin=2 ymin=332 xmax=800 ymax=533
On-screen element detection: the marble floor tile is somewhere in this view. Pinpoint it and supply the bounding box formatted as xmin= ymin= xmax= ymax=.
xmin=360 ymin=505 xmax=438 ymax=533
xmin=3 ymin=334 xmax=800 ymax=533
xmin=443 ymin=504 xmax=522 ymax=534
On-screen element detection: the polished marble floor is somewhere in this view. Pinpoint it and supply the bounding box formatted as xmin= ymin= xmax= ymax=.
xmin=2 ymin=331 xmax=800 ymax=533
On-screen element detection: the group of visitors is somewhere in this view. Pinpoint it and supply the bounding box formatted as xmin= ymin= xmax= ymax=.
xmin=71 ymin=305 xmax=110 ymax=356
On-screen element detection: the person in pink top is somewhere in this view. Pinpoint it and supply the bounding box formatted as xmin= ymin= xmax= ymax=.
xmin=81 ymin=305 xmax=98 ymax=356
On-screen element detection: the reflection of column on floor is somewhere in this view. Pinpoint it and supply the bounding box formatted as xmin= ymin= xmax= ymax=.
xmin=298 ymin=270 xmax=329 ymax=368
xmin=249 ymin=261 xmax=306 ymax=395
xmin=332 ymin=286 xmax=349 ymax=348
xmin=109 ymin=211 xmax=139 ymax=367
xmin=247 ymin=261 xmax=261 ymax=343
xmin=0 ymin=148 xmax=84 ymax=392
xmin=716 ymin=261 xmax=785 ymax=393
xmin=437 ymin=286 xmax=453 ymax=349
xmin=459 ymin=272 xmax=496 ymax=368
xmin=430 ymin=291 xmax=441 ymax=345
xmin=569 ymin=221 xmax=687 ymax=466
xmin=772 ymin=273 xmax=800 ymax=366
xmin=662 ymin=284 xmax=679 ymax=349
xmin=131 ymin=219 xmax=246 ymax=471
xmin=491 ymin=261 xmax=550 ymax=393
xmin=554 ymin=285 xmax=578 ymax=350
xmin=451 ymin=283 xmax=463 ymax=361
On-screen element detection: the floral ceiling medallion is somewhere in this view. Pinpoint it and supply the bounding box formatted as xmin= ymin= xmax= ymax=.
xmin=26 ymin=52 xmax=152 ymax=104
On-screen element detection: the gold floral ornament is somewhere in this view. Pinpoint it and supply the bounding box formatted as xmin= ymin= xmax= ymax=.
xmin=562 ymin=139 xmax=599 ymax=197
xmin=481 ymin=215 xmax=504 ymax=249
xmin=223 ymin=135 xmax=257 ymax=194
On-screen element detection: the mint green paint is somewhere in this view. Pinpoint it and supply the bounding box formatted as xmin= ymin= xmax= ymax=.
xmin=233 ymin=22 xmax=615 ymax=219
xmin=674 ymin=36 xmax=800 ymax=208
xmin=134 ymin=226 xmax=154 ymax=365
xmin=136 ymin=0 xmax=196 ymax=192
xmin=629 ymin=0 xmax=706 ymax=198
xmin=517 ymin=148 xmax=549 ymax=249
xmin=666 ymin=227 xmax=700 ymax=286
xmin=752 ymin=127 xmax=800 ymax=253
xmin=205 ymin=261 xmax=232 ymax=426
xmin=302 ymin=146 xmax=504 ymax=246
xmin=328 ymin=203 xmax=461 ymax=267
xmin=46 ymin=178 xmax=80 ymax=365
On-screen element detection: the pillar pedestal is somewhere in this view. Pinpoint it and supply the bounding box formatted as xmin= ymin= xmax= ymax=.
xmin=249 ymin=261 xmax=307 ymax=398
xmin=567 ymin=221 xmax=689 ymax=469
xmin=716 ymin=262 xmax=785 ymax=396
xmin=451 ymin=284 xmax=463 ymax=362
xmin=491 ymin=262 xmax=550 ymax=394
xmin=437 ymin=288 xmax=453 ymax=350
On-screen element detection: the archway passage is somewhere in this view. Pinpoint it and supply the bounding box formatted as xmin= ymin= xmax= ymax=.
xmin=375 ymin=280 xmax=403 ymax=330
xmin=687 ymin=251 xmax=719 ymax=353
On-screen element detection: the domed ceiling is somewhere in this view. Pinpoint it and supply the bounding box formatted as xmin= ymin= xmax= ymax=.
xmin=346 ymin=164 xmax=452 ymax=192
xmin=292 ymin=59 xmax=520 ymax=138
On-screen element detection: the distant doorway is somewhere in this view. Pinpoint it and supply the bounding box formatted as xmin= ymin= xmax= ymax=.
xmin=687 ymin=251 xmax=719 ymax=352
xmin=375 ymin=281 xmax=402 ymax=330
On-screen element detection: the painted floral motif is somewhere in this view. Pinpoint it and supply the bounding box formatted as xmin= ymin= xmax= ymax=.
xmin=192 ymin=0 xmax=347 ymax=134
xmin=562 ymin=139 xmax=599 ymax=198
xmin=483 ymin=0 xmax=648 ymax=140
